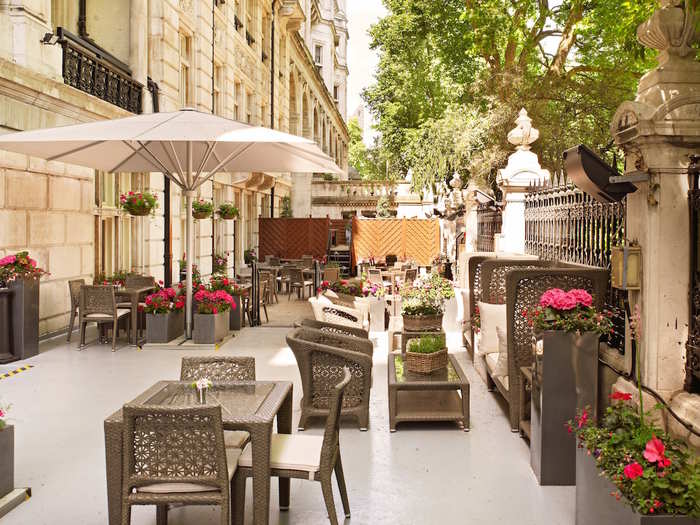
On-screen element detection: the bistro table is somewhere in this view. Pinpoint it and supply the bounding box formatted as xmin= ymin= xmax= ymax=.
xmin=104 ymin=379 xmax=293 ymax=525
xmin=115 ymin=286 xmax=154 ymax=345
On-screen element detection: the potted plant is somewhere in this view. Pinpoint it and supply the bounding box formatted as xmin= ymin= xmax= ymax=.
xmin=244 ymin=248 xmax=257 ymax=266
xmin=572 ymin=394 xmax=700 ymax=524
xmin=360 ymin=282 xmax=387 ymax=332
xmin=143 ymin=288 xmax=185 ymax=343
xmin=0 ymin=252 xmax=48 ymax=361
xmin=178 ymin=254 xmax=201 ymax=284
xmin=192 ymin=198 xmax=214 ymax=220
xmin=405 ymin=334 xmax=448 ymax=374
xmin=212 ymin=253 xmax=228 ymax=275
xmin=119 ymin=191 xmax=158 ymax=216
xmin=280 ymin=195 xmax=293 ymax=218
xmin=400 ymin=273 xmax=454 ymax=331
xmin=209 ymin=276 xmax=246 ymax=330
xmin=216 ymin=202 xmax=239 ymax=220
xmin=192 ymin=288 xmax=234 ymax=344
xmin=0 ymin=402 xmax=13 ymax=499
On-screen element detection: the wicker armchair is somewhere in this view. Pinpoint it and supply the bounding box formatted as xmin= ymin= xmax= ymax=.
xmin=309 ymin=297 xmax=365 ymax=330
xmin=120 ymin=404 xmax=237 ymax=525
xmin=479 ymin=262 xmax=608 ymax=431
xmin=233 ymin=369 xmax=352 ymax=525
xmin=79 ymin=285 xmax=131 ymax=351
xmin=66 ymin=279 xmax=85 ymax=342
xmin=180 ymin=356 xmax=256 ymax=449
xmin=294 ymin=318 xmax=369 ymax=339
xmin=287 ymin=327 xmax=372 ymax=431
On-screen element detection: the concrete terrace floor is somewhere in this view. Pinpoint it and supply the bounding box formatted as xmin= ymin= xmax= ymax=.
xmin=0 ymin=299 xmax=574 ymax=525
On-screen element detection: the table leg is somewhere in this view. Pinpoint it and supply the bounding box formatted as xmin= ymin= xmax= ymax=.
xmin=250 ymin=423 xmax=273 ymax=525
xmin=277 ymin=388 xmax=293 ymax=511
xmin=389 ymin=386 xmax=397 ymax=432
xmin=104 ymin=420 xmax=123 ymax=525
xmin=461 ymin=383 xmax=470 ymax=432
xmin=131 ymin=296 xmax=138 ymax=345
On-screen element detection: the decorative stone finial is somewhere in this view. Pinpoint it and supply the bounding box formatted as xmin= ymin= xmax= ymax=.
xmin=507 ymin=108 xmax=539 ymax=151
xmin=637 ymin=0 xmax=698 ymax=65
xmin=449 ymin=172 xmax=462 ymax=190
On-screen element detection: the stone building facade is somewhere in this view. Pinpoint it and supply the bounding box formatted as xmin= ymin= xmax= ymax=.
xmin=0 ymin=0 xmax=349 ymax=336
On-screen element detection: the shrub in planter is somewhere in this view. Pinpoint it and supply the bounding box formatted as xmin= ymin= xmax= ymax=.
xmin=177 ymin=254 xmax=202 ymax=285
xmin=209 ymin=276 xmax=246 ymax=330
xmin=400 ymin=273 xmax=454 ymax=331
xmin=212 ymin=253 xmax=228 ymax=275
xmin=405 ymin=334 xmax=448 ymax=374
xmin=244 ymin=248 xmax=257 ymax=266
xmin=192 ymin=198 xmax=214 ymax=219
xmin=143 ymin=288 xmax=185 ymax=343
xmin=193 ymin=289 xmax=234 ymax=344
xmin=0 ymin=251 xmax=48 ymax=287
xmin=119 ymin=191 xmax=158 ymax=216
xmin=571 ymin=394 xmax=700 ymax=522
xmin=216 ymin=202 xmax=239 ymax=220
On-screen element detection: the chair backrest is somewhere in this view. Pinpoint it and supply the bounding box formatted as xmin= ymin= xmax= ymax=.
xmin=385 ymin=254 xmax=398 ymax=266
xmin=269 ymin=257 xmax=281 ymax=266
xmin=124 ymin=275 xmax=156 ymax=289
xmin=404 ymin=268 xmax=417 ymax=283
xmin=180 ymin=356 xmax=256 ymax=381
xmin=295 ymin=318 xmax=369 ymax=339
xmin=289 ymin=268 xmax=304 ymax=283
xmin=323 ymin=267 xmax=339 ymax=283
xmin=480 ymin=259 xmax=554 ymax=304
xmin=68 ymin=279 xmax=85 ymax=309
xmin=264 ymin=255 xmax=273 ymax=264
xmin=81 ymin=285 xmax=116 ymax=316
xmin=319 ymin=368 xmax=352 ymax=472
xmin=367 ymin=268 xmax=383 ymax=286
xmin=302 ymin=255 xmax=314 ymax=269
xmin=121 ymin=404 xmax=228 ymax=495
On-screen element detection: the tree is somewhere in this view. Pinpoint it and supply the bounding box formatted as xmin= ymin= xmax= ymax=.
xmin=348 ymin=116 xmax=395 ymax=181
xmin=364 ymin=0 xmax=659 ymax=191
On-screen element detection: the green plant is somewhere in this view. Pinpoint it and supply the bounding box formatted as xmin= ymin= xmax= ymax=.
xmin=526 ymin=288 xmax=612 ymax=335
xmin=244 ymin=248 xmax=257 ymax=265
xmin=216 ymin=202 xmax=239 ymax=219
xmin=0 ymin=251 xmax=49 ymax=286
xmin=143 ymin=288 xmax=184 ymax=314
xmin=572 ymin=396 xmax=700 ymax=517
xmin=280 ymin=195 xmax=293 ymax=218
xmin=119 ymin=191 xmax=158 ymax=216
xmin=0 ymin=402 xmax=10 ymax=430
xmin=376 ymin=195 xmax=392 ymax=217
xmin=212 ymin=253 xmax=228 ymax=274
xmin=95 ymin=269 xmax=137 ymax=287
xmin=407 ymin=334 xmax=446 ymax=354
xmin=322 ymin=173 xmax=335 ymax=181
xmin=192 ymin=199 xmax=214 ymax=217
xmin=400 ymin=273 xmax=455 ymax=316
xmin=193 ymin=289 xmax=235 ymax=314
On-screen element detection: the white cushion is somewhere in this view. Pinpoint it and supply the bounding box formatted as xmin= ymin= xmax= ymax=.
xmin=494 ymin=326 xmax=509 ymax=377
xmin=485 ymin=352 xmax=499 ymax=374
xmin=478 ymin=302 xmax=506 ymax=354
xmin=137 ymin=448 xmax=241 ymax=494
xmin=85 ymin=309 xmax=131 ymax=319
xmin=239 ymin=434 xmax=322 ymax=479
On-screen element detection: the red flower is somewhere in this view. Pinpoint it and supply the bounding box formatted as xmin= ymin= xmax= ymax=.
xmin=643 ymin=436 xmax=666 ymax=465
xmin=577 ymin=409 xmax=589 ymax=429
xmin=623 ymin=462 xmax=643 ymax=480
xmin=610 ymin=391 xmax=632 ymax=401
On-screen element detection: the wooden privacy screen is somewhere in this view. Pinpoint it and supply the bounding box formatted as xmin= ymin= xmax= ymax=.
xmin=352 ymin=218 xmax=440 ymax=267
xmin=258 ymin=218 xmax=330 ymax=259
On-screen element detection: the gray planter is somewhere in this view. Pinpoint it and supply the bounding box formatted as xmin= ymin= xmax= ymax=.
xmin=576 ymin=447 xmax=698 ymax=524
xmin=230 ymin=295 xmax=242 ymax=331
xmin=0 ymin=425 xmax=14 ymax=499
xmin=531 ymin=330 xmax=599 ymax=486
xmin=193 ymin=311 xmax=229 ymax=344
xmin=146 ymin=310 xmax=184 ymax=344
xmin=0 ymin=279 xmax=39 ymax=363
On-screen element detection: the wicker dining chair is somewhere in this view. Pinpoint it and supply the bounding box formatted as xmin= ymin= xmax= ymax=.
xmin=289 ymin=268 xmax=312 ymax=300
xmin=323 ymin=267 xmax=340 ymax=283
xmin=180 ymin=356 xmax=256 ymax=450
xmin=404 ymin=268 xmax=418 ymax=283
xmin=66 ymin=279 xmax=85 ymax=342
xmin=367 ymin=268 xmax=383 ymax=287
xmin=233 ymin=369 xmax=352 ymax=525
xmin=302 ymin=255 xmax=314 ymax=269
xmin=286 ymin=326 xmax=372 ymax=431
xmin=79 ymin=285 xmax=131 ymax=351
xmin=121 ymin=404 xmax=238 ymax=525
xmin=278 ymin=266 xmax=294 ymax=295
xmin=294 ymin=318 xmax=369 ymax=339
xmin=269 ymin=256 xmax=281 ymax=266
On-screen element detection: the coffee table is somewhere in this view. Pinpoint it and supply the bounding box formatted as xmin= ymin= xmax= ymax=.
xmin=388 ymin=353 xmax=470 ymax=432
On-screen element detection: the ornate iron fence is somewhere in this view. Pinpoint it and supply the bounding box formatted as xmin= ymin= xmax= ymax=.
xmin=524 ymin=182 xmax=627 ymax=353
xmin=477 ymin=203 xmax=502 ymax=252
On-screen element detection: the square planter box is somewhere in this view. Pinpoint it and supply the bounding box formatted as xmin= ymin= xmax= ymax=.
xmin=193 ymin=311 xmax=229 ymax=344
xmin=576 ymin=447 xmax=698 ymax=524
xmin=230 ymin=296 xmax=243 ymax=331
xmin=146 ymin=311 xmax=185 ymax=344
xmin=0 ymin=279 xmax=39 ymax=362
xmin=0 ymin=425 xmax=14 ymax=499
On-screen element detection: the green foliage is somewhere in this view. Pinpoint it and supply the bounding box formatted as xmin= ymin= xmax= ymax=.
xmin=573 ymin=400 xmax=700 ymax=517
xmin=216 ymin=202 xmax=239 ymax=219
xmin=401 ymin=273 xmax=455 ymax=315
xmin=348 ymin=117 xmax=391 ymax=181
xmin=407 ymin=334 xmax=446 ymax=354
xmin=192 ymin=199 xmax=214 ymax=217
xmin=376 ymin=195 xmax=392 ymax=218
xmin=364 ymin=0 xmax=660 ymax=190
xmin=280 ymin=195 xmax=293 ymax=218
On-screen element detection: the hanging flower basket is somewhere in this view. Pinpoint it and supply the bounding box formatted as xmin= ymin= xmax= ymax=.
xmin=120 ymin=191 xmax=158 ymax=217
xmin=217 ymin=202 xmax=239 ymax=220
xmin=192 ymin=198 xmax=214 ymax=220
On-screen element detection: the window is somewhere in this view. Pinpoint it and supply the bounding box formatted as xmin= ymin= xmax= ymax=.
xmin=333 ymin=85 xmax=339 ymax=104
xmin=234 ymin=81 xmax=241 ymax=121
xmin=246 ymin=92 xmax=253 ymax=124
xmin=213 ymin=65 xmax=223 ymax=115
xmin=179 ymin=33 xmax=192 ymax=108
xmin=95 ymin=172 xmax=136 ymax=277
xmin=314 ymin=45 xmax=323 ymax=66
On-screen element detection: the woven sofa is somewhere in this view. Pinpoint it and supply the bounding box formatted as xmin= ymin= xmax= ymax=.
xmin=309 ymin=296 xmax=368 ymax=331
xmin=477 ymin=259 xmax=608 ymax=431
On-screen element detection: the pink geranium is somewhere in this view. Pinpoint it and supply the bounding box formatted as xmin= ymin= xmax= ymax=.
xmin=540 ymin=288 xmax=578 ymax=310
xmin=623 ymin=462 xmax=644 ymax=480
xmin=643 ymin=437 xmax=671 ymax=468
xmin=569 ymin=289 xmax=593 ymax=307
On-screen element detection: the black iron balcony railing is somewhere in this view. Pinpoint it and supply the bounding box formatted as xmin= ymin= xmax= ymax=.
xmin=246 ymin=30 xmax=255 ymax=47
xmin=234 ymin=15 xmax=243 ymax=31
xmin=56 ymin=28 xmax=143 ymax=114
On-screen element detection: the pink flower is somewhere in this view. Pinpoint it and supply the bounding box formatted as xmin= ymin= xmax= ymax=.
xmin=539 ymin=288 xmax=578 ymax=311
xmin=569 ymin=289 xmax=593 ymax=307
xmin=610 ymin=391 xmax=632 ymax=401
xmin=577 ymin=409 xmax=589 ymax=429
xmin=623 ymin=462 xmax=644 ymax=480
xmin=643 ymin=436 xmax=670 ymax=467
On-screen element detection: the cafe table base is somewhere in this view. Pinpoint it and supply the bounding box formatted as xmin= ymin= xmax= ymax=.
xmin=105 ymin=380 xmax=293 ymax=525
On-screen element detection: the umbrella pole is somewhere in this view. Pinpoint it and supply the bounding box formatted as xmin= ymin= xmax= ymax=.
xmin=185 ymin=191 xmax=194 ymax=339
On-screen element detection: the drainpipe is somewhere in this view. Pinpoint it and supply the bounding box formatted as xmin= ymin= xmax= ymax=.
xmin=271 ymin=0 xmax=276 ymax=128
xmin=78 ymin=0 xmax=88 ymax=38
xmin=212 ymin=0 xmax=216 ymax=114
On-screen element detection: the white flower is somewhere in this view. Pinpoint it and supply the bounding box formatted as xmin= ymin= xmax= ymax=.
xmin=195 ymin=378 xmax=212 ymax=390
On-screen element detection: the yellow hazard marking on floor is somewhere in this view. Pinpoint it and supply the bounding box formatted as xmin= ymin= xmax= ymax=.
xmin=0 ymin=364 xmax=34 ymax=381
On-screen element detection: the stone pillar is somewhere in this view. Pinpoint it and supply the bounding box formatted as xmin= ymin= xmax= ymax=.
xmin=291 ymin=172 xmax=312 ymax=217
xmin=496 ymin=109 xmax=549 ymax=254
xmin=129 ymin=0 xmax=151 ymax=112
xmin=612 ymin=1 xmax=700 ymax=400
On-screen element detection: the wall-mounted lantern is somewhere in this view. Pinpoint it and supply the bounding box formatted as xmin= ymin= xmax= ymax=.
xmin=611 ymin=244 xmax=642 ymax=290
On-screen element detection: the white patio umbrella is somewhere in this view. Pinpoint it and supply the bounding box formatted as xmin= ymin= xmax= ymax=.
xmin=0 ymin=108 xmax=342 ymax=338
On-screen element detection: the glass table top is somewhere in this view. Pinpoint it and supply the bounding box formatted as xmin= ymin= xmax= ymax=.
xmin=144 ymin=382 xmax=275 ymax=419
xmin=393 ymin=354 xmax=461 ymax=384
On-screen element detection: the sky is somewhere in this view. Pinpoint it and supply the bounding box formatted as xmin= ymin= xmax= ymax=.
xmin=346 ymin=0 xmax=387 ymax=138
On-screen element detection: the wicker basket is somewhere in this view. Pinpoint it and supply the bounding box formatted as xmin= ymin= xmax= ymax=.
xmin=127 ymin=206 xmax=152 ymax=217
xmin=218 ymin=211 xmax=238 ymax=220
xmin=405 ymin=347 xmax=448 ymax=374
xmin=402 ymin=313 xmax=443 ymax=332
xmin=193 ymin=211 xmax=212 ymax=220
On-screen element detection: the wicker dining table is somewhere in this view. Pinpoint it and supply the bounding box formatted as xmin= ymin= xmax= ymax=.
xmin=104 ymin=379 xmax=293 ymax=525
xmin=114 ymin=286 xmax=155 ymax=345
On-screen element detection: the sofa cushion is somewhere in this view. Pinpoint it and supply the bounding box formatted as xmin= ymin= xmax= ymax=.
xmin=239 ymin=433 xmax=322 ymax=480
xmin=478 ymin=301 xmax=506 ymax=354
xmin=494 ymin=326 xmax=509 ymax=377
